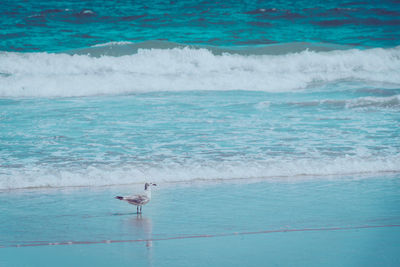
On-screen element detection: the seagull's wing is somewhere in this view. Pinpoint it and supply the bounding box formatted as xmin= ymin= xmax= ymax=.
xmin=128 ymin=194 xmax=145 ymax=199
xmin=125 ymin=194 xmax=149 ymax=205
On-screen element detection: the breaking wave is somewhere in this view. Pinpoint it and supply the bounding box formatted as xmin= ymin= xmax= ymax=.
xmin=1 ymin=155 xmax=399 ymax=189
xmin=0 ymin=44 xmax=399 ymax=97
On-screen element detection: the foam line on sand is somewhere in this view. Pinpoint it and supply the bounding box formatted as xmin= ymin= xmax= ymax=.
xmin=2 ymin=224 xmax=399 ymax=248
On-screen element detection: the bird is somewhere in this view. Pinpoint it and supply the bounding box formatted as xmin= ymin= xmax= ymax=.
xmin=115 ymin=183 xmax=157 ymax=214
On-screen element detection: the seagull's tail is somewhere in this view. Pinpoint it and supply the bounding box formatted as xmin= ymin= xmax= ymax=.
xmin=115 ymin=196 xmax=124 ymax=200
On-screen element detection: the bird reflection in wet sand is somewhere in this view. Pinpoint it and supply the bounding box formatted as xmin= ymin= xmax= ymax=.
xmin=121 ymin=214 xmax=154 ymax=266
xmin=132 ymin=214 xmax=154 ymax=248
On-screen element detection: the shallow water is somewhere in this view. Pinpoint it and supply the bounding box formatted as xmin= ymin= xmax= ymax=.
xmin=1 ymin=83 xmax=400 ymax=189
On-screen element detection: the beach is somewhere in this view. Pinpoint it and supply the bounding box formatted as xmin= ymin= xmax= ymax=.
xmin=1 ymin=176 xmax=400 ymax=266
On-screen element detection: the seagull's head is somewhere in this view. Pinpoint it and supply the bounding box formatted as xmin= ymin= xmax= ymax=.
xmin=145 ymin=182 xmax=157 ymax=190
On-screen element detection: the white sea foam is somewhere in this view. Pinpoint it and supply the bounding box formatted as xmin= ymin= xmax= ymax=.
xmin=0 ymin=46 xmax=399 ymax=97
xmin=92 ymin=41 xmax=134 ymax=47
xmin=1 ymin=155 xmax=399 ymax=190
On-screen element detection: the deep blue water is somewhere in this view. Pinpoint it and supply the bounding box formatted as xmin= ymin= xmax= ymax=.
xmin=1 ymin=0 xmax=400 ymax=51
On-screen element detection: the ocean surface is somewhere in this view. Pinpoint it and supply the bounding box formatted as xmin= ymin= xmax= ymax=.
xmin=1 ymin=0 xmax=400 ymax=189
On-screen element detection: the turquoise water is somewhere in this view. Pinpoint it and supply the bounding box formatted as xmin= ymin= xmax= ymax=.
xmin=1 ymin=0 xmax=400 ymax=51
xmin=1 ymin=0 xmax=400 ymax=265
xmin=1 ymin=86 xmax=400 ymax=189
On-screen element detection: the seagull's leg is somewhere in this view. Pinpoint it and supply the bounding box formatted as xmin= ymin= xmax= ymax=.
xmin=137 ymin=206 xmax=139 ymax=214
xmin=140 ymin=206 xmax=142 ymax=213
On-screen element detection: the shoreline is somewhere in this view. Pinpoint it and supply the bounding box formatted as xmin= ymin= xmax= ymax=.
xmin=1 ymin=170 xmax=399 ymax=193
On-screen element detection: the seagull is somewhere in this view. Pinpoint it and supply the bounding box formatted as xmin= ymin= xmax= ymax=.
xmin=115 ymin=183 xmax=157 ymax=214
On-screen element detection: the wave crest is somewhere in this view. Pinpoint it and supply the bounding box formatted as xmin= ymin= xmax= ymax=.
xmin=0 ymin=46 xmax=400 ymax=97
xmin=1 ymin=155 xmax=399 ymax=189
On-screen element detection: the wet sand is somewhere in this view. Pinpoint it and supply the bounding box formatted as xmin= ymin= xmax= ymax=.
xmin=1 ymin=176 xmax=400 ymax=266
